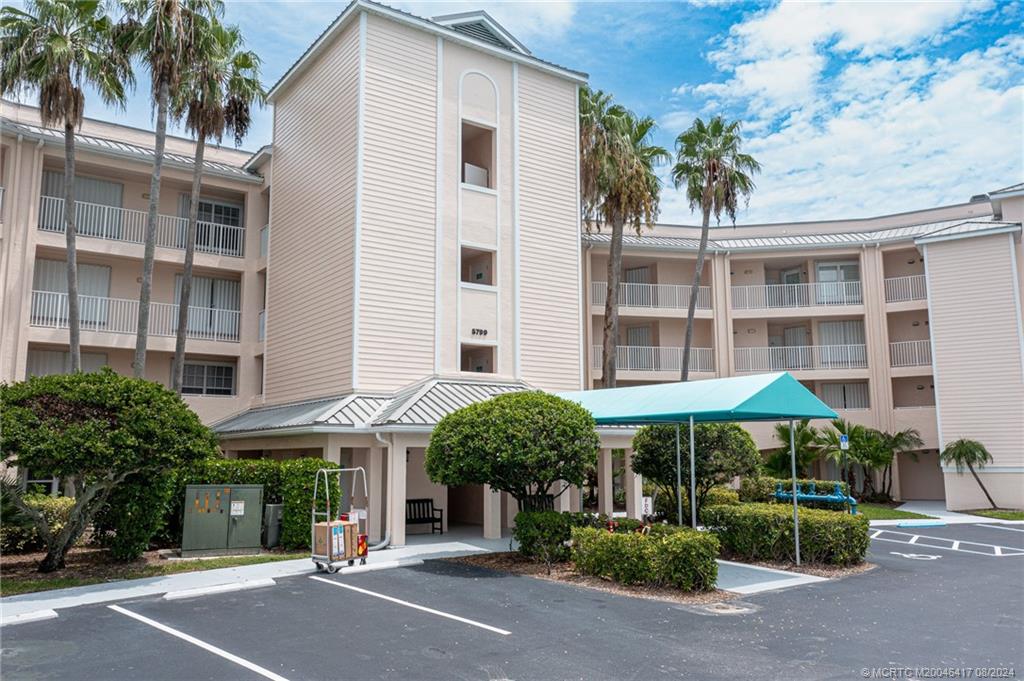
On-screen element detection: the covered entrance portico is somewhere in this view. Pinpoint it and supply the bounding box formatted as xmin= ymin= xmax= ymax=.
xmin=214 ymin=377 xmax=644 ymax=548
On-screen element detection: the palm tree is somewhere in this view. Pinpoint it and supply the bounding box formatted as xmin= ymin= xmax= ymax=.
xmin=817 ymin=418 xmax=868 ymax=493
xmin=169 ymin=18 xmax=264 ymax=393
xmin=671 ymin=116 xmax=760 ymax=380
xmin=0 ymin=0 xmax=132 ymax=371
xmin=878 ymin=428 xmax=923 ymax=499
xmin=940 ymin=439 xmax=997 ymax=509
xmin=120 ymin=0 xmax=222 ymax=377
xmin=766 ymin=419 xmax=819 ymax=477
xmin=579 ymin=87 xmax=669 ymax=388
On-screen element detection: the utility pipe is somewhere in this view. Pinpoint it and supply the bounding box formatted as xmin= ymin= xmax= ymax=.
xmin=369 ymin=431 xmax=392 ymax=551
xmin=689 ymin=414 xmax=697 ymax=529
xmin=790 ymin=418 xmax=801 ymax=566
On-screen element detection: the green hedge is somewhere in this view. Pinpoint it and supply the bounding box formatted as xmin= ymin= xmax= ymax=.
xmin=701 ymin=503 xmax=869 ymax=566
xmin=0 ymin=494 xmax=77 ymax=554
xmin=166 ymin=458 xmax=338 ymax=550
xmin=571 ymin=526 xmax=718 ymax=591
xmin=740 ymin=477 xmax=851 ymax=509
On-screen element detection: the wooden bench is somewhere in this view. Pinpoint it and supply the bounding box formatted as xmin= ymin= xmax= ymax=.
xmin=518 ymin=494 xmax=555 ymax=512
xmin=406 ymin=498 xmax=443 ymax=534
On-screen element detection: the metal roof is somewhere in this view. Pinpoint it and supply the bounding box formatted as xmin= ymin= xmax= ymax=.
xmin=914 ymin=220 xmax=1021 ymax=245
xmin=990 ymin=182 xmax=1024 ymax=196
xmin=1 ymin=117 xmax=262 ymax=183
xmin=213 ymin=376 xmax=534 ymax=435
xmin=374 ymin=377 xmax=532 ymax=426
xmin=583 ymin=217 xmax=1018 ymax=253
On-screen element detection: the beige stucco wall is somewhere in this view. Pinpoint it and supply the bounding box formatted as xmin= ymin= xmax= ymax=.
xmin=264 ymin=21 xmax=360 ymax=404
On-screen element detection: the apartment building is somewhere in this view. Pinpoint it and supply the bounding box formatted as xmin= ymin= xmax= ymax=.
xmin=1 ymin=1 xmax=1020 ymax=538
xmin=584 ymin=189 xmax=1024 ymax=510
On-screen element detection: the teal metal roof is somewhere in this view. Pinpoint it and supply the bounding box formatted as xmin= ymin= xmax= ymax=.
xmin=558 ymin=372 xmax=838 ymax=425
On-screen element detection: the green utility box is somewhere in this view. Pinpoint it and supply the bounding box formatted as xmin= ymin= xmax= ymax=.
xmin=182 ymin=485 xmax=264 ymax=557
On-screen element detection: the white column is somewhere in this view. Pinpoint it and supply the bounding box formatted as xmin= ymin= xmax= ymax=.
xmin=367 ymin=445 xmax=385 ymax=542
xmin=623 ymin=448 xmax=643 ymax=519
xmin=554 ymin=481 xmax=572 ymax=512
xmin=483 ymin=484 xmax=502 ymax=539
xmin=388 ymin=437 xmax=408 ymax=547
xmin=568 ymin=484 xmax=582 ymax=512
xmin=598 ymin=448 xmax=613 ymax=516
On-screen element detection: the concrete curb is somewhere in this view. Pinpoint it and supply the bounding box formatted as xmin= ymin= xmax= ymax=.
xmin=0 ymin=608 xmax=59 ymax=628
xmin=163 ymin=578 xmax=277 ymax=601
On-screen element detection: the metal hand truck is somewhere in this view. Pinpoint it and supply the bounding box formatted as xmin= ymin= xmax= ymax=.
xmin=311 ymin=467 xmax=370 ymax=573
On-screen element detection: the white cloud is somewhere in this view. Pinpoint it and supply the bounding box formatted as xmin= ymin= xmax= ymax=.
xmin=658 ymin=2 xmax=1022 ymax=224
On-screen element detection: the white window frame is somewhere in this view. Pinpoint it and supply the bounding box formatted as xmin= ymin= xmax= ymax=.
xmin=179 ymin=360 xmax=236 ymax=396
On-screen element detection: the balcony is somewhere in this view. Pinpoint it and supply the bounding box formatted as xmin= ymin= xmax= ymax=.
xmin=592 ymin=345 xmax=715 ymax=373
xmin=889 ymin=339 xmax=931 ymax=367
xmin=731 ymin=281 xmax=863 ymax=310
xmin=591 ymin=282 xmax=712 ymax=310
xmin=38 ymin=196 xmax=245 ymax=257
xmin=258 ymin=309 xmax=266 ymax=341
xmin=30 ymin=290 xmax=240 ymax=342
xmin=734 ymin=344 xmax=867 ymax=372
xmin=884 ymin=274 xmax=927 ymax=303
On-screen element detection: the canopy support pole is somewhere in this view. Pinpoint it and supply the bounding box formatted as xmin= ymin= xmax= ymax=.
xmin=675 ymin=423 xmax=682 ymax=526
xmin=789 ymin=418 xmax=801 ymax=566
xmin=689 ymin=414 xmax=697 ymax=529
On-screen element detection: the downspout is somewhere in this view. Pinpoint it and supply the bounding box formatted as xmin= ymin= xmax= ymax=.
xmin=369 ymin=431 xmax=392 ymax=550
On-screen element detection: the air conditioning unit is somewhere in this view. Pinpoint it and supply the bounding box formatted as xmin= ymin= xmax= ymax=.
xmin=463 ymin=162 xmax=489 ymax=188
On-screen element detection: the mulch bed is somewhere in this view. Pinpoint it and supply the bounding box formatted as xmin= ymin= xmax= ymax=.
xmin=443 ymin=552 xmax=734 ymax=606
xmin=1 ymin=546 xmax=167 ymax=582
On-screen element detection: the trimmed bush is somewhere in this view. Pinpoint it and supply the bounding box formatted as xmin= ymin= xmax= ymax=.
xmin=514 ymin=511 xmax=575 ymax=568
xmin=702 ymin=503 xmax=869 ymax=566
xmin=93 ymin=471 xmax=177 ymax=561
xmin=166 ymin=457 xmax=337 ymax=551
xmin=571 ymin=526 xmax=718 ymax=591
xmin=0 ymin=494 xmax=76 ymax=554
xmin=738 ymin=476 xmax=775 ymax=503
xmin=704 ymin=486 xmax=740 ymax=507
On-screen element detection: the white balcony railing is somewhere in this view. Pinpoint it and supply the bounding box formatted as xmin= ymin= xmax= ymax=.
xmin=734 ymin=344 xmax=868 ymax=372
xmin=591 ymin=345 xmax=715 ymax=373
xmin=30 ymin=290 xmax=240 ymax=342
xmin=0 ymin=186 xmax=5 ymax=215
xmin=731 ymin=281 xmax=863 ymax=309
xmin=38 ymin=196 xmax=245 ymax=257
xmin=884 ymin=274 xmax=927 ymax=303
xmin=258 ymin=309 xmax=266 ymax=341
xmin=260 ymin=224 xmax=269 ymax=258
xmin=889 ymin=339 xmax=932 ymax=367
xmin=591 ymin=281 xmax=712 ymax=310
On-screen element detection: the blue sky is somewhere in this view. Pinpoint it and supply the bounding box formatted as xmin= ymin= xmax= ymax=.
xmin=22 ymin=0 xmax=1024 ymax=224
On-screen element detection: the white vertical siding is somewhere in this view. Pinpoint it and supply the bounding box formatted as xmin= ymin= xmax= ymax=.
xmin=516 ymin=67 xmax=581 ymax=390
xmin=263 ymin=22 xmax=360 ymax=404
xmin=927 ymin=234 xmax=1024 ymax=466
xmin=357 ymin=15 xmax=437 ymax=390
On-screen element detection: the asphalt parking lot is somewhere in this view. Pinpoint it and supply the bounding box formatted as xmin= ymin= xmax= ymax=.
xmin=3 ymin=523 xmax=1022 ymax=681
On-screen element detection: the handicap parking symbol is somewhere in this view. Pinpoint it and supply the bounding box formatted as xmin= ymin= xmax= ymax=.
xmin=891 ymin=551 xmax=941 ymax=560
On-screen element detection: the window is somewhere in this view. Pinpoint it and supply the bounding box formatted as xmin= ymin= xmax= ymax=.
xmin=26 ymin=349 xmax=107 ymax=377
xmin=815 ymin=261 xmax=862 ymax=304
xmin=460 ymin=247 xmax=495 ymax=285
xmin=23 ymin=469 xmax=60 ymax=496
xmin=461 ymin=121 xmax=495 ymax=189
xmin=181 ymin=361 xmax=235 ymax=396
xmin=177 ymin=195 xmax=244 ymax=255
xmin=820 ymin=382 xmax=869 ymax=410
xmin=174 ymin=275 xmax=240 ymax=340
xmin=41 ymin=171 xmax=124 ymax=237
xmin=32 ymin=259 xmax=111 ymax=328
xmin=460 ymin=344 xmax=495 ymax=373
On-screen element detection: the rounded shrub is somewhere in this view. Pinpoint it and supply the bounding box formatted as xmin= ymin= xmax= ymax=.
xmin=701 ymin=503 xmax=869 ymax=566
xmin=571 ymin=526 xmax=719 ymax=591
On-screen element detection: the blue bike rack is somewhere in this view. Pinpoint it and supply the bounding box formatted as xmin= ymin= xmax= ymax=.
xmin=774 ymin=482 xmax=858 ymax=515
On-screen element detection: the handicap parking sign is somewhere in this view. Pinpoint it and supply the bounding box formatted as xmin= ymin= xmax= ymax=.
xmin=839 ymin=434 xmax=849 ymax=450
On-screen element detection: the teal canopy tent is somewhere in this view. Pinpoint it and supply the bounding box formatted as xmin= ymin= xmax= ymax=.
xmin=559 ymin=372 xmax=838 ymax=565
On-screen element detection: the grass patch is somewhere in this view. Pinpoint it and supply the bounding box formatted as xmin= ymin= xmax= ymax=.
xmin=0 ymin=548 xmax=306 ymax=597
xmin=966 ymin=509 xmax=1024 ymax=521
xmin=855 ymin=503 xmax=936 ymax=520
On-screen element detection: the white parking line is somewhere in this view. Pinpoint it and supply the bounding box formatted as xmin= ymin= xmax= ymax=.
xmin=978 ymin=523 xmax=1024 ymax=533
xmin=871 ymin=529 xmax=1024 ymax=557
xmin=108 ymin=605 xmax=291 ymax=681
xmin=309 ymin=575 xmax=511 ymax=635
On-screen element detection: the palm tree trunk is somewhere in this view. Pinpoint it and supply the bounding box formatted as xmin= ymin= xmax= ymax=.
xmin=63 ymin=122 xmax=81 ymax=372
xmin=171 ymin=135 xmax=206 ymax=393
xmin=681 ymin=205 xmax=712 ymax=381
xmin=966 ymin=462 xmax=998 ymax=509
xmin=134 ymin=80 xmax=170 ymax=378
xmin=602 ymin=212 xmax=625 ymax=388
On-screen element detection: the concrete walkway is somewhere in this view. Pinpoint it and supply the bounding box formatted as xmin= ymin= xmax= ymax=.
xmin=0 ymin=539 xmax=494 ymax=623
xmin=868 ymin=500 xmax=1020 ymax=526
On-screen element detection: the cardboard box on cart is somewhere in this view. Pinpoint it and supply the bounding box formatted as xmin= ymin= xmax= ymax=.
xmin=313 ymin=520 xmax=359 ymax=561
